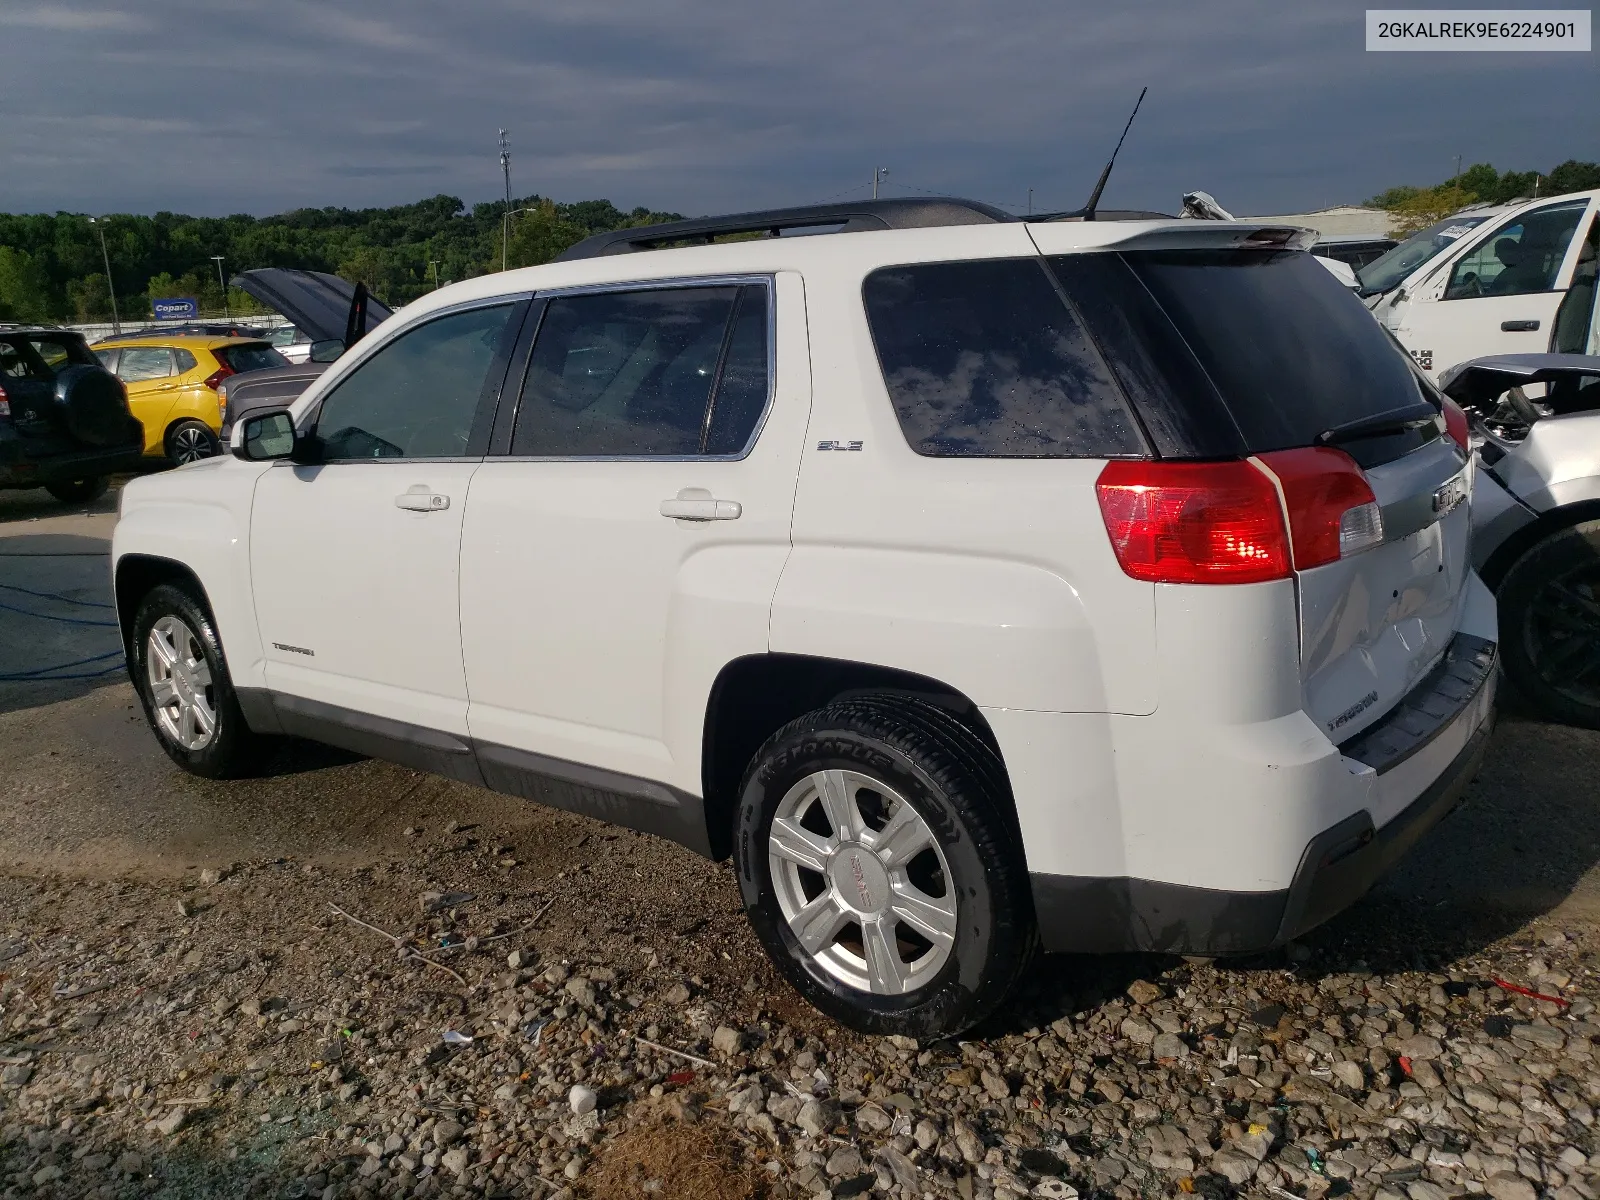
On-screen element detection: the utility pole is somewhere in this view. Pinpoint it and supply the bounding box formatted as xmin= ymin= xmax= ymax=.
xmin=211 ymin=256 xmax=228 ymax=318
xmin=429 ymin=261 xmax=441 ymax=290
xmin=499 ymin=129 xmax=512 ymax=271
xmin=88 ymin=217 xmax=120 ymax=334
xmin=1027 ymin=187 xmax=1034 ymax=216
xmin=873 ymin=167 xmax=888 ymax=200
xmin=1453 ymin=154 xmax=1462 ymax=182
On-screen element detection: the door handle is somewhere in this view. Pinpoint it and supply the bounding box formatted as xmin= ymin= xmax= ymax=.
xmin=1501 ymin=319 xmax=1540 ymax=332
xmin=395 ymin=485 xmax=450 ymax=512
xmin=660 ymin=487 xmax=741 ymax=521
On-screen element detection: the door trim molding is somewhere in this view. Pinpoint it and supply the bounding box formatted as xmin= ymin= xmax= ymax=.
xmin=234 ymin=688 xmax=712 ymax=857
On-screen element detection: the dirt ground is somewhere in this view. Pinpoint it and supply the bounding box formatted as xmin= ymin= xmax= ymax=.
xmin=5 ymin=480 xmax=1600 ymax=1200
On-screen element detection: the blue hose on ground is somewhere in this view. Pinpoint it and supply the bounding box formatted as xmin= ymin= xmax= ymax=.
xmin=0 ymin=599 xmax=119 ymax=628
xmin=0 ymin=582 xmax=113 ymax=609
xmin=0 ymin=649 xmax=125 ymax=682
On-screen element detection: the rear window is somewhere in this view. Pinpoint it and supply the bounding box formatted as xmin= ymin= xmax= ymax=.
xmin=1 ymin=335 xmax=94 ymax=379
xmin=863 ymin=259 xmax=1145 ymax=458
xmin=216 ymin=342 xmax=289 ymax=373
xmin=1114 ymin=250 xmax=1429 ymax=454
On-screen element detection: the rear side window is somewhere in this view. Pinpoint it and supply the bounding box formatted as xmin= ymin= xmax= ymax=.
xmin=216 ymin=343 xmax=289 ymax=373
xmin=116 ymin=348 xmax=175 ymax=382
xmin=511 ymin=283 xmax=770 ymax=457
xmin=1116 ymin=250 xmax=1427 ymax=454
xmin=863 ymin=259 xmax=1144 ymax=458
xmin=27 ymin=337 xmax=94 ymax=372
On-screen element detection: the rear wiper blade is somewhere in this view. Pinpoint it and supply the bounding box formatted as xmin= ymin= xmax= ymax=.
xmin=1315 ymin=406 xmax=1438 ymax=446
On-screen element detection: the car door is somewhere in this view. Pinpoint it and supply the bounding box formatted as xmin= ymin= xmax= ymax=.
xmin=1400 ymin=196 xmax=1596 ymax=377
xmin=112 ymin=347 xmax=180 ymax=454
xmin=249 ymin=298 xmax=525 ymax=777
xmin=459 ymin=274 xmax=809 ymax=820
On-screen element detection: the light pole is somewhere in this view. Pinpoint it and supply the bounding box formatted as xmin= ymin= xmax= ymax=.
xmin=872 ymin=167 xmax=889 ymax=200
xmin=1027 ymin=187 xmax=1034 ymax=216
xmin=499 ymin=129 xmax=512 ymax=272
xmin=87 ymin=217 xmax=120 ymax=334
xmin=429 ymin=261 xmax=441 ymax=290
xmin=211 ymin=256 xmax=228 ymax=319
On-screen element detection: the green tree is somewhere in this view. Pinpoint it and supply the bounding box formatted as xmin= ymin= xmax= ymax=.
xmin=506 ymin=200 xmax=587 ymax=268
xmin=1384 ymin=184 xmax=1480 ymax=235
xmin=0 ymin=247 xmax=53 ymax=323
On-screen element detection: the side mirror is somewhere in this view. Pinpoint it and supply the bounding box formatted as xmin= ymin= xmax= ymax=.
xmin=230 ymin=409 xmax=297 ymax=461
xmin=308 ymin=339 xmax=344 ymax=364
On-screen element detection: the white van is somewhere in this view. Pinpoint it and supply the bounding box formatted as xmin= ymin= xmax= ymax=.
xmin=1370 ymin=189 xmax=1600 ymax=377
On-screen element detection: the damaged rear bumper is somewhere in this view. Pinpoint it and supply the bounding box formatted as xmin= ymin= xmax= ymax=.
xmin=1030 ymin=635 xmax=1497 ymax=956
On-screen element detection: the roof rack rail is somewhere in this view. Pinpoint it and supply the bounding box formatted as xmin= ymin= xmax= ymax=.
xmin=555 ymin=197 xmax=1018 ymax=261
xmin=554 ymin=197 xmax=1180 ymax=261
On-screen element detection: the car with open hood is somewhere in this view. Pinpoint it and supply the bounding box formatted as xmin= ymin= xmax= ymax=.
xmin=215 ymin=268 xmax=392 ymax=437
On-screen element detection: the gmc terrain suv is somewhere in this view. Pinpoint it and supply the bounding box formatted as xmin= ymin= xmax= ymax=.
xmin=112 ymin=199 xmax=1498 ymax=1037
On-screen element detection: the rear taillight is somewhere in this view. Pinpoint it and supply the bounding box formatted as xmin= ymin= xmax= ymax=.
xmin=1096 ymin=460 xmax=1292 ymax=584
xmin=1253 ymin=448 xmax=1385 ymax=569
xmin=0 ymin=382 xmax=9 ymax=418
xmin=1097 ymin=450 xmax=1386 ymax=584
xmin=202 ymin=366 xmax=234 ymax=392
xmin=1440 ymin=397 xmax=1470 ymax=451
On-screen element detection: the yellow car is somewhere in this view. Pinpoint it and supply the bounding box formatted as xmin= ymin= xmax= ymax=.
xmin=93 ymin=334 xmax=288 ymax=465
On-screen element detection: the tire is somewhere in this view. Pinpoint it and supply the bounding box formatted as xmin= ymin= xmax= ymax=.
xmin=734 ymin=695 xmax=1036 ymax=1038
xmin=1498 ymin=519 xmax=1600 ymax=730
xmin=131 ymin=582 xmax=267 ymax=778
xmin=164 ymin=420 xmax=220 ymax=466
xmin=44 ymin=476 xmax=108 ymax=505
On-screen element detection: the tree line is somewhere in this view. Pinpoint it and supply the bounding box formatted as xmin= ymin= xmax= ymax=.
xmin=1367 ymin=159 xmax=1600 ymax=233
xmin=0 ymin=194 xmax=680 ymax=325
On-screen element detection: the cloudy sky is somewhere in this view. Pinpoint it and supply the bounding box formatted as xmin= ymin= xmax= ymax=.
xmin=2 ymin=1 xmax=1594 ymax=219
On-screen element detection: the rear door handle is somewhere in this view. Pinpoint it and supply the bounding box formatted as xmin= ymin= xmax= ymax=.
xmin=395 ymin=485 xmax=450 ymax=512
xmin=1501 ymin=319 xmax=1540 ymax=332
xmin=660 ymin=487 xmax=741 ymax=521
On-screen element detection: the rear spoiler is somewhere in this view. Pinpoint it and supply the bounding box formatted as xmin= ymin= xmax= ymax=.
xmin=1103 ymin=224 xmax=1318 ymax=252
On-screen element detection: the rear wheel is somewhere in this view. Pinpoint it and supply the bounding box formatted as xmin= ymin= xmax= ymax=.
xmin=132 ymin=583 xmax=266 ymax=778
xmin=734 ymin=695 xmax=1035 ymax=1038
xmin=165 ymin=420 xmax=220 ymax=466
xmin=44 ymin=476 xmax=108 ymax=504
xmin=1498 ymin=520 xmax=1600 ymax=730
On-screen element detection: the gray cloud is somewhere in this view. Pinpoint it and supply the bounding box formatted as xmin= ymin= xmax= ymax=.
xmin=0 ymin=0 xmax=1593 ymax=217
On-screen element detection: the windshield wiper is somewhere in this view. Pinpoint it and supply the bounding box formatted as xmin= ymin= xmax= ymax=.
xmin=1315 ymin=405 xmax=1437 ymax=446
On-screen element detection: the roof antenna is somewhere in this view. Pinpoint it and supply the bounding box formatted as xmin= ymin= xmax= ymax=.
xmin=1081 ymin=87 xmax=1147 ymax=221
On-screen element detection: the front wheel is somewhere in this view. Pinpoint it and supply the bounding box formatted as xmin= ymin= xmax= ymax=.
xmin=131 ymin=583 xmax=266 ymax=778
xmin=734 ymin=696 xmax=1035 ymax=1038
xmin=165 ymin=419 xmax=220 ymax=466
xmin=1498 ymin=520 xmax=1600 ymax=730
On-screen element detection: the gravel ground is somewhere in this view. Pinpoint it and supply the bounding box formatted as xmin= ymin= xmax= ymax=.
xmin=6 ymin=487 xmax=1600 ymax=1200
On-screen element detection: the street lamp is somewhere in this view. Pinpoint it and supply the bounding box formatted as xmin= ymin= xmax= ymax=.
xmin=873 ymin=167 xmax=889 ymax=200
xmin=87 ymin=217 xmax=120 ymax=334
xmin=499 ymin=129 xmax=512 ymax=272
xmin=211 ymin=256 xmax=228 ymax=319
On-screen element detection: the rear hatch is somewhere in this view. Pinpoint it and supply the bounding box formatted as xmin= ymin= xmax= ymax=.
xmin=230 ymin=268 xmax=393 ymax=346
xmin=0 ymin=333 xmax=96 ymax=443
xmin=1044 ymin=242 xmax=1473 ymax=744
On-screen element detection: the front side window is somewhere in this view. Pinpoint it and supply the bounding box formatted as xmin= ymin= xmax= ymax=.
xmin=510 ymin=283 xmax=770 ymax=457
xmin=315 ymin=303 xmax=516 ymax=460
xmin=864 ymin=258 xmax=1144 ymax=458
xmin=1444 ymin=199 xmax=1590 ymax=300
xmin=116 ymin=348 xmax=175 ymax=382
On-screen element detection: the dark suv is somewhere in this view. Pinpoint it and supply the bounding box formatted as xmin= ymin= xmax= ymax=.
xmin=0 ymin=325 xmax=144 ymax=503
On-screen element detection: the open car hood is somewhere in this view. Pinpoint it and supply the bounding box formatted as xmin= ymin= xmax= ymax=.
xmin=1439 ymin=353 xmax=1600 ymax=408
xmin=229 ymin=268 xmax=393 ymax=345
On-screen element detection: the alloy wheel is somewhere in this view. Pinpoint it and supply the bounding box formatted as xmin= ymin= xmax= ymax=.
xmin=170 ymin=425 xmax=215 ymax=464
xmin=146 ymin=615 xmax=217 ymax=750
xmin=767 ymin=769 xmax=957 ymax=995
xmin=1524 ymin=566 xmax=1600 ymax=709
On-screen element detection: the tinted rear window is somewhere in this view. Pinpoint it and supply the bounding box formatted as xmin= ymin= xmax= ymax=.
xmin=1 ymin=336 xmax=94 ymax=379
xmin=216 ymin=343 xmax=289 ymax=373
xmin=863 ymin=259 xmax=1145 ymax=458
xmin=1117 ymin=250 xmax=1428 ymax=454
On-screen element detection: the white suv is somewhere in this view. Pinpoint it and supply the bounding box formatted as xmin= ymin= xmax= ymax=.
xmin=112 ymin=198 xmax=1499 ymax=1037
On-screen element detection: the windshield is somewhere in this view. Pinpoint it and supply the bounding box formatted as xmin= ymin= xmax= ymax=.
xmin=1356 ymin=215 xmax=1490 ymax=296
xmin=216 ymin=343 xmax=290 ymax=373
